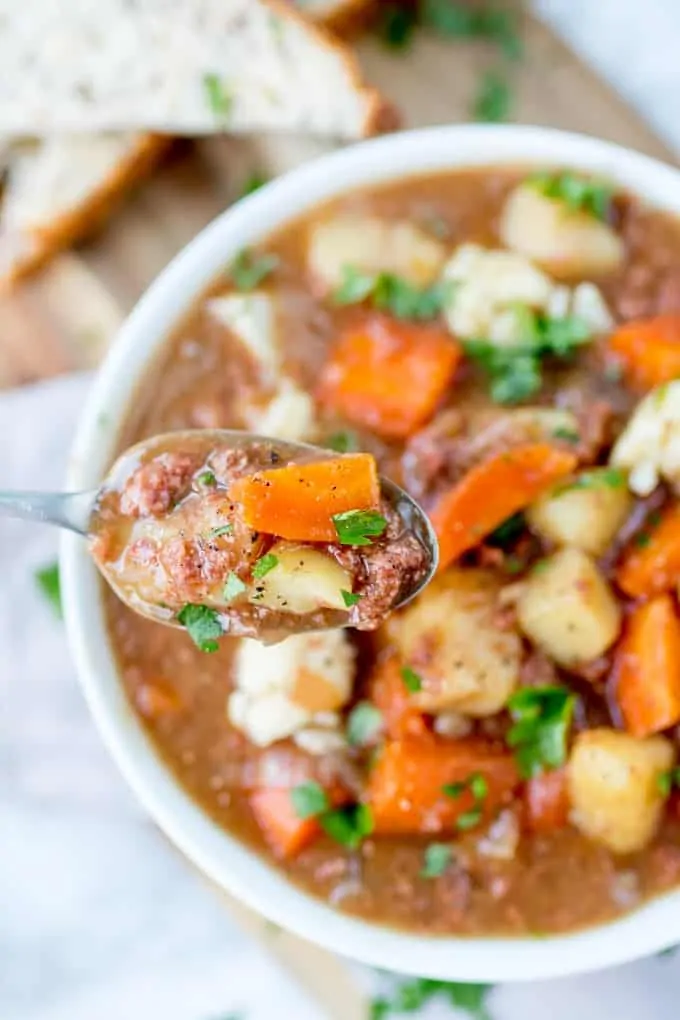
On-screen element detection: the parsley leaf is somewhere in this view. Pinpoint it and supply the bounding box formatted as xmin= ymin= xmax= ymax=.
xmin=203 ymin=73 xmax=232 ymax=120
xmin=528 ymin=170 xmax=615 ymax=221
xmin=401 ymin=665 xmax=422 ymax=692
xmin=320 ymin=803 xmax=374 ymax=849
xmin=333 ymin=266 xmax=451 ymax=321
xmin=372 ymin=977 xmax=494 ymax=1019
xmin=346 ymin=702 xmax=383 ymax=746
xmin=291 ymin=781 xmax=329 ymax=820
xmin=229 ymin=249 xmax=279 ymax=291
xmin=197 ymin=470 xmax=217 ymax=487
xmin=463 ymin=308 xmax=592 ymax=404
xmin=473 ymin=69 xmax=511 ymax=123
xmin=34 ymin=562 xmax=62 ymax=617
xmin=332 ymin=509 xmax=387 ymax=546
xmin=421 ymin=842 xmax=452 ymax=878
xmin=252 ymin=553 xmax=278 ymax=579
xmin=657 ymin=766 xmax=680 ymax=797
xmin=556 ymin=467 xmax=626 ymax=494
xmin=341 ymin=589 xmax=363 ymax=608
xmin=507 ymin=686 xmax=575 ymax=778
xmin=324 ymin=430 xmax=360 ymax=453
xmin=443 ymin=772 xmax=488 ymax=831
xmin=422 ymin=0 xmax=521 ymax=59
xmin=380 ymin=2 xmax=418 ymax=49
xmin=487 ymin=511 xmax=525 ymax=548
xmin=240 ymin=172 xmax=268 ymax=198
xmin=177 ymin=604 xmax=222 ymax=653
xmin=223 ymin=572 xmax=247 ymax=603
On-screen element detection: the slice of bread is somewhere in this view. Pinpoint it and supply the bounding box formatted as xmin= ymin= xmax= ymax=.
xmin=0 ymin=0 xmax=393 ymax=139
xmin=0 ymin=134 xmax=167 ymax=285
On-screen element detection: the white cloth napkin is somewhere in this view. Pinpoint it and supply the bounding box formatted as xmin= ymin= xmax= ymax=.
xmin=4 ymin=381 xmax=680 ymax=1020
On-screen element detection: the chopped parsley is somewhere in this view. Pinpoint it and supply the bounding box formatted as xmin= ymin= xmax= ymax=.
xmin=634 ymin=531 xmax=652 ymax=549
xmin=422 ymin=0 xmax=521 ymax=59
xmin=553 ymin=426 xmax=581 ymax=443
xmin=463 ymin=307 xmax=592 ymax=404
xmin=528 ymin=170 xmax=615 ymax=221
xmin=401 ymin=665 xmax=422 ymax=693
xmin=487 ymin=511 xmax=525 ymax=548
xmin=443 ymin=771 xmax=488 ymax=832
xmin=320 ymin=803 xmax=374 ymax=849
xmin=229 ymin=248 xmax=279 ymax=291
xmin=324 ymin=430 xmax=360 ymax=454
xmin=240 ymin=172 xmax=268 ymax=198
xmin=291 ymin=781 xmax=329 ymax=820
xmin=197 ymin=470 xmax=217 ymax=487
xmin=473 ymin=69 xmax=511 ymax=123
xmin=203 ymin=73 xmax=232 ymax=120
xmin=252 ymin=553 xmax=279 ymax=579
xmin=177 ymin=604 xmax=222 ymax=653
xmin=657 ymin=766 xmax=680 ymax=797
xmin=223 ymin=572 xmax=247 ymax=603
xmin=379 ymin=2 xmax=418 ymax=49
xmin=507 ymin=685 xmax=575 ymax=778
xmin=371 ymin=977 xmax=494 ymax=1019
xmin=347 ymin=702 xmax=383 ymax=746
xmin=557 ymin=467 xmax=626 ymax=494
xmin=291 ymin=786 xmax=374 ymax=849
xmin=421 ymin=842 xmax=453 ymax=878
xmin=34 ymin=561 xmax=62 ymax=617
xmin=210 ymin=523 xmax=233 ymax=538
xmin=332 ymin=508 xmax=387 ymax=546
xmin=341 ymin=589 xmax=363 ymax=608
xmin=333 ymin=266 xmax=452 ymax=321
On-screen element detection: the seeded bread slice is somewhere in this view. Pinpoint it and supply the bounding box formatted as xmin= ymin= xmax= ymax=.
xmin=0 ymin=0 xmax=393 ymax=139
xmin=0 ymin=133 xmax=167 ymax=285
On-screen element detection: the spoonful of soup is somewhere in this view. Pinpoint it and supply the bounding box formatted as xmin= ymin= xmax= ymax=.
xmin=1 ymin=430 xmax=437 ymax=646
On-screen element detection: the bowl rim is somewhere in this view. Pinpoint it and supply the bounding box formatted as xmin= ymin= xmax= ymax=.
xmin=61 ymin=124 xmax=680 ymax=982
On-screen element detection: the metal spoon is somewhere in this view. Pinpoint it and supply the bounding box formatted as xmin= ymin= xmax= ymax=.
xmin=0 ymin=430 xmax=438 ymax=634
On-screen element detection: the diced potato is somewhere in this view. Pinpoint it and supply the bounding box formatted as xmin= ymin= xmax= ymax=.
xmin=517 ymin=548 xmax=622 ymax=667
xmin=500 ymin=184 xmax=625 ymax=279
xmin=441 ymin=243 xmax=554 ymax=342
xmin=249 ymin=542 xmax=351 ymax=615
xmin=611 ymin=380 xmax=680 ymax=496
xmin=228 ymin=630 xmax=355 ymax=745
xmin=568 ymin=729 xmax=674 ymax=853
xmin=244 ymin=381 xmax=317 ymax=443
xmin=527 ymin=474 xmax=632 ymax=556
xmin=308 ymin=214 xmax=446 ymax=291
xmin=390 ymin=568 xmax=521 ymax=716
xmin=207 ymin=292 xmax=281 ymax=384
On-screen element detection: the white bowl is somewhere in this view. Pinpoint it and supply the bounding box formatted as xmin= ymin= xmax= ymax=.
xmin=62 ymin=124 xmax=680 ymax=982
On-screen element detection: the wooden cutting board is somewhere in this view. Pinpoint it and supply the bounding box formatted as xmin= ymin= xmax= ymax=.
xmin=6 ymin=11 xmax=676 ymax=1019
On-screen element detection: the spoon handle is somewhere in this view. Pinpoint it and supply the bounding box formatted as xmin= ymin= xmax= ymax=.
xmin=0 ymin=489 xmax=94 ymax=535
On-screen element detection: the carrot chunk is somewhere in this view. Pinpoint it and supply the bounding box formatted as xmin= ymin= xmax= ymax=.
xmin=430 ymin=444 xmax=577 ymax=572
xmin=367 ymin=652 xmax=427 ymax=740
xmin=617 ymin=505 xmax=680 ymax=598
xmin=608 ymin=314 xmax=680 ymax=391
xmin=614 ymin=595 xmax=680 ymax=738
xmin=366 ymin=738 xmax=519 ymax=835
xmin=524 ymin=768 xmax=570 ymax=833
xmin=317 ymin=314 xmax=460 ymax=439
xmin=229 ymin=453 xmax=380 ymax=542
xmin=250 ymin=788 xmax=321 ymax=859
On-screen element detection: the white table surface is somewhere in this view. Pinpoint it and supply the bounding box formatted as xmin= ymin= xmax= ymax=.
xmin=6 ymin=6 xmax=680 ymax=1017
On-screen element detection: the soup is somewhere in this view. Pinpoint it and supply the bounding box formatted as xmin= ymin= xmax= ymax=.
xmin=106 ymin=167 xmax=680 ymax=936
